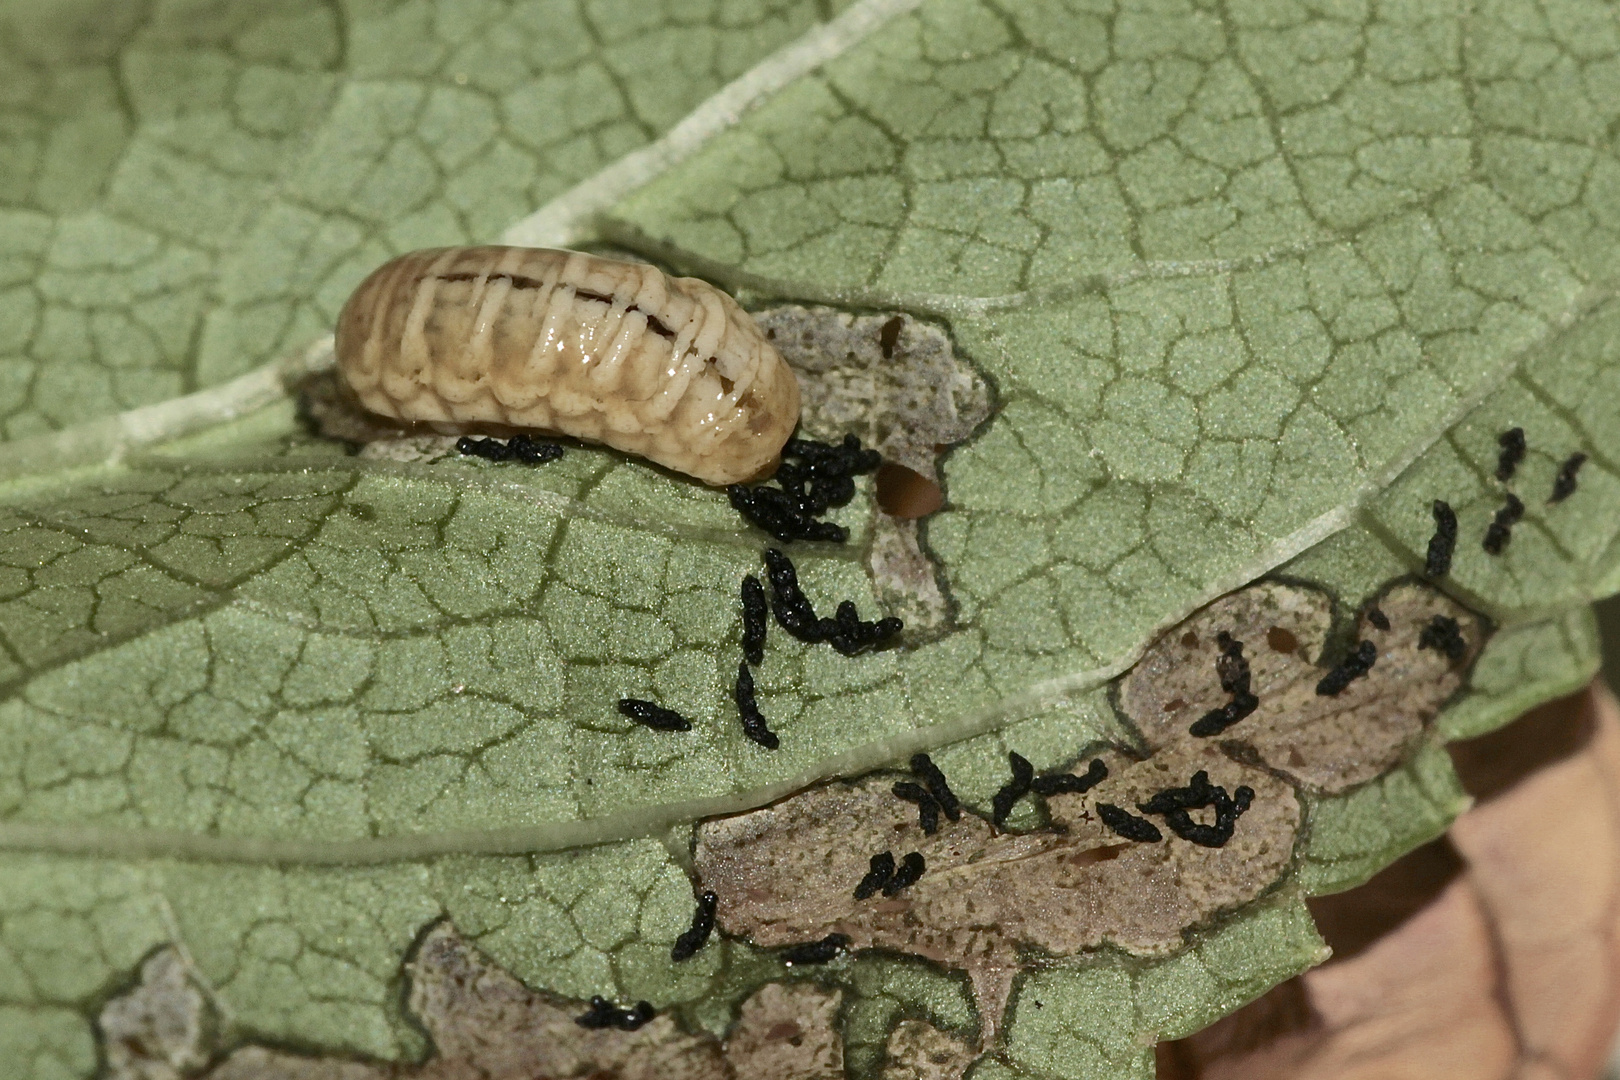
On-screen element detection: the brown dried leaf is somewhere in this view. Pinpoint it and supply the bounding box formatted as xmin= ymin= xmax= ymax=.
xmin=1121 ymin=582 xmax=1483 ymax=793
xmin=869 ymin=514 xmax=953 ymax=632
xmin=754 ymin=305 xmax=991 ymax=632
xmin=693 ymin=739 xmax=1298 ymax=1040
xmin=879 ymin=1020 xmax=977 ymax=1080
xmin=752 ymin=306 xmax=990 ymax=484
xmin=722 ymin=982 xmax=844 ymax=1080
xmin=177 ymin=923 xmax=841 ymax=1080
xmin=695 ymin=579 xmax=1487 ymax=1046
xmin=1159 ymin=682 xmax=1620 ymax=1080
xmin=206 ymin=1050 xmax=381 ymax=1080
xmin=102 ymin=947 xmax=214 ymax=1080
xmin=404 ymin=923 xmax=728 ymax=1080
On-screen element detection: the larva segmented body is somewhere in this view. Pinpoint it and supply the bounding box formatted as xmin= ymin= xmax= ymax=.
xmin=334 ymin=246 xmax=801 ymax=485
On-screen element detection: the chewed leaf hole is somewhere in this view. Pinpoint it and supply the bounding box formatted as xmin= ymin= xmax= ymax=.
xmin=1267 ymin=626 xmax=1298 ymax=653
xmin=876 ymin=462 xmax=943 ymax=518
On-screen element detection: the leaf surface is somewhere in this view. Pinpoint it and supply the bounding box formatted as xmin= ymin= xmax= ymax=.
xmin=3 ymin=0 xmax=1620 ymax=1076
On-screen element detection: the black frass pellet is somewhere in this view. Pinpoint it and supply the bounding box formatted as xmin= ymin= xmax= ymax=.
xmin=1190 ymin=695 xmax=1258 ymax=738
xmin=1496 ymin=427 xmax=1526 ymax=481
xmin=1365 ymin=606 xmax=1391 ymax=631
xmin=781 ymin=933 xmax=850 ymax=966
xmin=909 ymin=753 xmax=961 ymax=821
xmin=822 ymin=599 xmax=903 ymax=656
xmin=729 ymin=484 xmax=847 ymax=544
xmin=456 ymin=434 xmax=564 ymax=464
xmin=763 ymin=548 xmax=823 ymax=643
xmin=728 ymin=435 xmax=881 ymax=544
xmin=1417 ymin=614 xmax=1468 ymax=662
xmin=1189 ymin=633 xmax=1259 ymax=737
xmin=1551 ymin=452 xmax=1587 ymax=503
xmin=1163 ymin=785 xmax=1254 ymax=848
xmin=1138 ymin=770 xmax=1219 ymax=815
xmin=616 ymin=1001 xmax=656 ymax=1031
xmin=670 ymin=891 xmax=718 ymax=961
xmin=1316 ymin=640 xmax=1378 ymax=696
xmin=760 ymin=548 xmax=902 ymax=653
xmin=883 ymin=852 xmax=926 ymax=896
xmin=1097 ymin=803 xmax=1163 ymax=843
xmin=575 ymin=996 xmax=618 ymax=1028
xmin=575 ymin=997 xmax=656 ymax=1030
xmin=854 ymin=851 xmax=896 ymax=900
xmin=733 ymin=662 xmax=779 ymax=749
xmin=1482 ymin=492 xmax=1525 ymax=555
xmin=1138 ymin=771 xmax=1255 ymax=848
xmin=892 ymin=781 xmax=941 ymax=835
xmin=508 ymin=434 xmax=565 ymax=464
xmin=783 ymin=434 xmax=882 ymax=480
xmin=991 ymin=751 xmax=1035 ymax=826
xmin=457 ymin=436 xmax=505 ymax=461
xmin=1031 ymin=758 xmax=1109 ymax=796
xmin=1214 ymin=632 xmax=1250 ymax=696
xmin=618 ymin=698 xmax=691 ymax=732
xmin=740 ymin=574 xmax=768 ymax=666
xmin=1426 ymin=500 xmax=1457 ymax=577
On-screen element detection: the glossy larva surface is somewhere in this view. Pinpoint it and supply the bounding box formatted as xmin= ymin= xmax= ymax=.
xmin=335 ymin=246 xmax=801 ymax=485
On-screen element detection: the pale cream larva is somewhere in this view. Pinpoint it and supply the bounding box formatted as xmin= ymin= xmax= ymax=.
xmin=334 ymin=246 xmax=801 ymax=485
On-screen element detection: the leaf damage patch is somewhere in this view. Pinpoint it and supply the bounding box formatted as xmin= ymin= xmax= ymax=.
xmin=878 ymin=1019 xmax=977 ymax=1080
xmin=1121 ymin=581 xmax=1486 ymax=794
xmin=102 ymin=947 xmax=214 ymax=1080
xmin=119 ymin=923 xmax=843 ymax=1080
xmin=691 ymin=579 xmax=1488 ymax=1046
xmin=693 ymin=741 xmax=1298 ymax=1043
xmin=753 ymin=306 xmax=992 ymax=632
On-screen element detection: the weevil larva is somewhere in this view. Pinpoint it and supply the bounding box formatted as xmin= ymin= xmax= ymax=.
xmin=335 ymin=246 xmax=801 ymax=485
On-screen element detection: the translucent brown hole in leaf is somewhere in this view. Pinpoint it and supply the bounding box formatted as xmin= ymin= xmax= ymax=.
xmin=1448 ymin=688 xmax=1595 ymax=802
xmin=1155 ymin=977 xmax=1316 ymax=1078
xmin=1266 ymin=626 xmax=1298 ymax=654
xmin=879 ymin=315 xmax=905 ymax=358
xmin=875 ymin=462 xmax=943 ymax=518
xmin=1304 ymin=835 xmax=1465 ymax=964
xmin=1071 ymin=843 xmax=1127 ymax=865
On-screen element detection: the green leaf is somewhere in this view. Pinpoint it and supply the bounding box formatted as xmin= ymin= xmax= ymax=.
xmin=1 ymin=0 xmax=840 ymax=438
xmin=998 ymin=897 xmax=1327 ymax=1080
xmin=4 ymin=0 xmax=1620 ymax=1075
xmin=1295 ymin=737 xmax=1471 ymax=897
